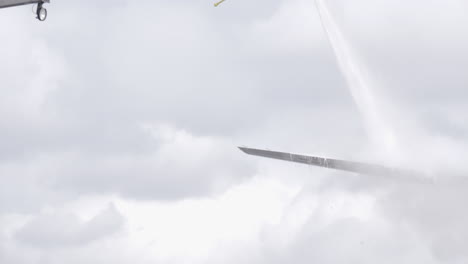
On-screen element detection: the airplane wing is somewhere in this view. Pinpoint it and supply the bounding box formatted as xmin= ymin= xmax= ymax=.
xmin=239 ymin=146 xmax=401 ymax=177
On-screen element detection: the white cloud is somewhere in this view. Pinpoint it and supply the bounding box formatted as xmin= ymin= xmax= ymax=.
xmin=15 ymin=203 xmax=124 ymax=248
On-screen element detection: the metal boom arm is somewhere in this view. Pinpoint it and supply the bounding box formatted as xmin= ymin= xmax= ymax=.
xmin=239 ymin=146 xmax=402 ymax=177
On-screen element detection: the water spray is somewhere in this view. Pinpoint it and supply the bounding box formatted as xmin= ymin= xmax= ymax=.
xmin=212 ymin=0 xmax=400 ymax=157
xmin=313 ymin=0 xmax=398 ymax=154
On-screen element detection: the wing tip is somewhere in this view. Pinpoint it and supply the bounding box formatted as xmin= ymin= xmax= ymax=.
xmin=238 ymin=146 xmax=251 ymax=154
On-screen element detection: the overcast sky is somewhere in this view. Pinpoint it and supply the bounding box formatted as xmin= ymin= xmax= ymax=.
xmin=1 ymin=0 xmax=468 ymax=263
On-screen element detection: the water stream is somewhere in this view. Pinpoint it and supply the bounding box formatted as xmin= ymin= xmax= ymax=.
xmin=314 ymin=0 xmax=398 ymax=155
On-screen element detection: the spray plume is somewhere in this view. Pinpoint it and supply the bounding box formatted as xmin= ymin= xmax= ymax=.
xmin=313 ymin=0 xmax=399 ymax=156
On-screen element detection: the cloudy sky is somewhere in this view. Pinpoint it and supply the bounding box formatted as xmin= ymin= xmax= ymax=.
xmin=1 ymin=0 xmax=468 ymax=263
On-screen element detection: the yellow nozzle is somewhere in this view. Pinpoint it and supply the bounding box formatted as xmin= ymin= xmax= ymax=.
xmin=214 ymin=0 xmax=226 ymax=7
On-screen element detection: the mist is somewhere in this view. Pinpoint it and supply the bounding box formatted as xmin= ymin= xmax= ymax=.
xmin=311 ymin=1 xmax=468 ymax=263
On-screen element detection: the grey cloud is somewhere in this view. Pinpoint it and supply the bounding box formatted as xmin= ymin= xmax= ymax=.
xmin=327 ymin=0 xmax=468 ymax=105
xmin=0 ymin=0 xmax=348 ymax=158
xmin=242 ymin=178 xmax=467 ymax=264
xmin=45 ymin=126 xmax=256 ymax=200
xmin=1 ymin=0 xmax=344 ymax=208
xmin=265 ymin=219 xmax=436 ymax=264
xmin=378 ymin=180 xmax=468 ymax=263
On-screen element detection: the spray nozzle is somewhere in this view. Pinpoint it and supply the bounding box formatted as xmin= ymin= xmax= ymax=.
xmin=214 ymin=0 xmax=227 ymax=7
